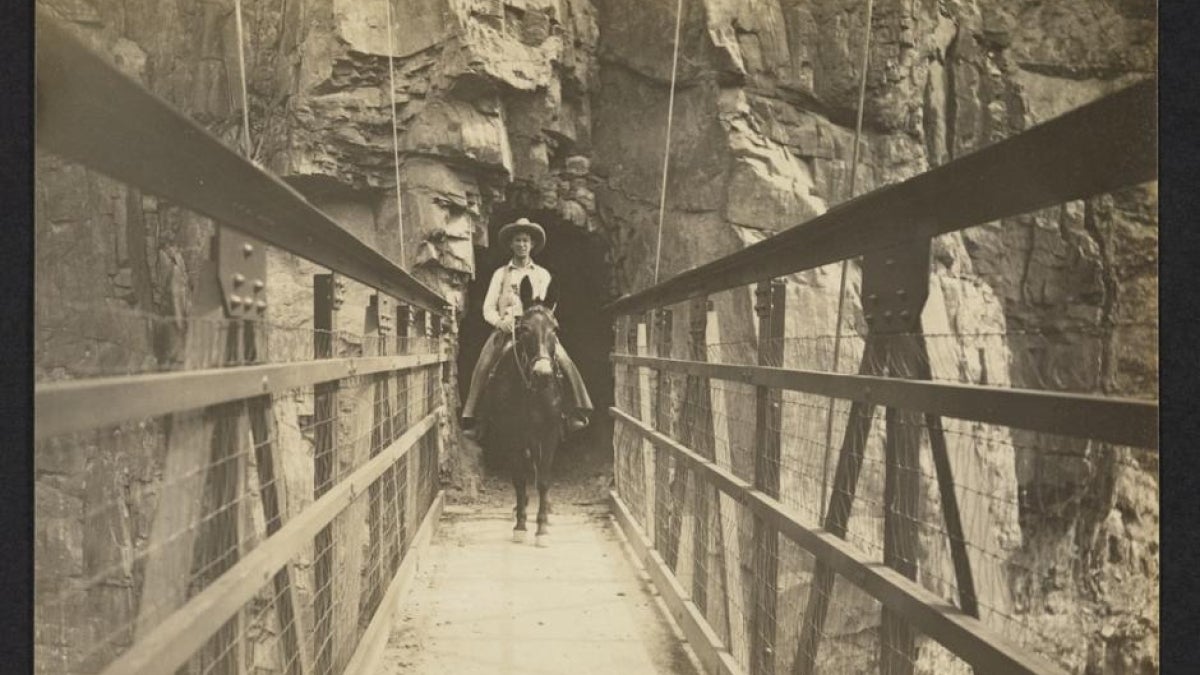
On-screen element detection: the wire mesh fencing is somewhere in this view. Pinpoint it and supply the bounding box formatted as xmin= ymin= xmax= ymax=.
xmin=34 ymin=156 xmax=448 ymax=675
xmin=36 ymin=360 xmax=445 ymax=675
xmin=609 ymin=282 xmax=1157 ymax=675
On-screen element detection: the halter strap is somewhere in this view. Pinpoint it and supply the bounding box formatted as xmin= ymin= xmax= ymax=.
xmin=510 ymin=318 xmax=556 ymax=391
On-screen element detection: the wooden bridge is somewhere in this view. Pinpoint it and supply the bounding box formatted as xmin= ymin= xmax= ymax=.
xmin=34 ymin=18 xmax=1157 ymax=675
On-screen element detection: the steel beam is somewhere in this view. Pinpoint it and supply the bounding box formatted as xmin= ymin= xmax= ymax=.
xmin=605 ymin=78 xmax=1156 ymax=317
xmin=35 ymin=17 xmax=446 ymax=313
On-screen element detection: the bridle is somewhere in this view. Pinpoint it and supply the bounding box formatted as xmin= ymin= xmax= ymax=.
xmin=513 ymin=348 xmax=554 ymax=390
xmin=510 ymin=308 xmax=557 ymax=391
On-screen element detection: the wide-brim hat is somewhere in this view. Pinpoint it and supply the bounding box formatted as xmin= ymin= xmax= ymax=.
xmin=497 ymin=218 xmax=546 ymax=253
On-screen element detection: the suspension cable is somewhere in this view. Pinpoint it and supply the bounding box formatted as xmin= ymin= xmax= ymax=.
xmin=820 ymin=0 xmax=874 ymax=524
xmin=233 ymin=0 xmax=252 ymax=157
xmin=652 ymin=0 xmax=685 ymax=286
xmin=383 ymin=0 xmax=407 ymax=267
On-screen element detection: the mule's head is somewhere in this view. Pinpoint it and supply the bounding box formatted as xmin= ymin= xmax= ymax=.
xmin=516 ymin=276 xmax=559 ymax=385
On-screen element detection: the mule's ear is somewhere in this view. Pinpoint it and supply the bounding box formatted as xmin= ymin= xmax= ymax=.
xmin=519 ymin=275 xmax=534 ymax=309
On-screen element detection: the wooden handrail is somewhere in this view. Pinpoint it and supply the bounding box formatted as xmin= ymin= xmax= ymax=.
xmin=35 ymin=352 xmax=446 ymax=441
xmin=611 ymin=354 xmax=1158 ymax=449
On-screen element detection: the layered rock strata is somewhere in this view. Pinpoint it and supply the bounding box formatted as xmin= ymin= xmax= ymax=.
xmin=34 ymin=0 xmax=1156 ymax=672
xmin=591 ymin=0 xmax=1156 ymax=671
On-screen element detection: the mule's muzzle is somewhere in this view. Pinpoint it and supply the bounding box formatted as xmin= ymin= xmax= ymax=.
xmin=531 ymin=357 xmax=554 ymax=379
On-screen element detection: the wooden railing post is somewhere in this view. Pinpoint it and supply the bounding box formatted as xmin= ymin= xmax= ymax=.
xmin=365 ymin=293 xmax=397 ymax=618
xmin=687 ymin=297 xmax=713 ymax=614
xmin=705 ymin=303 xmax=745 ymax=660
xmin=312 ymin=273 xmax=339 ymax=675
xmin=860 ymin=240 xmax=935 ymax=675
xmin=435 ymin=310 xmax=451 ymax=482
xmin=621 ymin=316 xmax=643 ymax=517
xmin=419 ymin=309 xmax=437 ymax=515
xmin=416 ymin=309 xmax=432 ymax=417
xmin=381 ymin=297 xmax=406 ymax=579
xmin=792 ymin=240 xmax=933 ymax=675
xmin=654 ymin=309 xmax=674 ymax=434
xmin=654 ymin=309 xmax=674 ymax=561
xmin=133 ymin=265 xmax=225 ymax=644
xmin=637 ymin=316 xmax=654 ymax=539
xmin=438 ymin=310 xmax=453 ymax=387
xmin=412 ymin=308 xmax=431 ymax=514
xmin=395 ymin=303 xmax=412 ymax=554
xmin=751 ymin=279 xmax=786 ymax=675
xmin=187 ymin=266 xmax=249 ymax=674
xmin=611 ymin=317 xmax=624 ymax=496
xmin=246 ymin=324 xmax=309 ymax=674
xmin=432 ymin=311 xmax=448 ymax=505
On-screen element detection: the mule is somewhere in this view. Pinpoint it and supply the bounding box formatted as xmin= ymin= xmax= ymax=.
xmin=481 ymin=277 xmax=565 ymax=547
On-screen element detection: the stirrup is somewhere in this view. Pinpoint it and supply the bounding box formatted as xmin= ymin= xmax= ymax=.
xmin=566 ymin=413 xmax=589 ymax=432
xmin=463 ymin=418 xmax=486 ymax=441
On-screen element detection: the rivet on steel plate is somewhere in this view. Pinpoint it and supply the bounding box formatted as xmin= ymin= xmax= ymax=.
xmin=261 ymin=376 xmax=269 ymax=391
xmin=896 ymin=289 xmax=906 ymax=297
xmin=230 ymin=295 xmax=243 ymax=306
xmin=254 ymin=280 xmax=265 ymax=291
xmin=257 ymin=300 xmax=267 ymax=311
xmin=233 ymin=273 xmax=246 ymax=285
xmin=885 ymin=258 xmax=894 ymax=265
xmin=883 ymin=310 xmax=893 ymax=318
xmin=243 ymin=243 xmax=255 ymax=255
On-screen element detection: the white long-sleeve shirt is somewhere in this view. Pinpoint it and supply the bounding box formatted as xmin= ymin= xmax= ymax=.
xmin=482 ymin=260 xmax=552 ymax=328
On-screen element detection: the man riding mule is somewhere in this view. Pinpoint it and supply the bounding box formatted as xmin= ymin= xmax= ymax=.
xmin=462 ymin=217 xmax=593 ymax=441
xmin=482 ymin=275 xmax=571 ymax=545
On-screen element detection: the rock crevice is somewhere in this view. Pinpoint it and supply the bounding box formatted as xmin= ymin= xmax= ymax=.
xmin=34 ymin=0 xmax=1157 ymax=672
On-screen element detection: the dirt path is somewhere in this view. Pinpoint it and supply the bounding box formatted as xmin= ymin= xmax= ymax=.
xmin=380 ymin=422 xmax=703 ymax=674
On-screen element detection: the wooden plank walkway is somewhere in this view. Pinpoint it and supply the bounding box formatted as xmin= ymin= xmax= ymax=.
xmin=379 ymin=504 xmax=703 ymax=675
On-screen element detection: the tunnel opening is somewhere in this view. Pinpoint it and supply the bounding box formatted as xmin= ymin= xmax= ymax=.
xmin=457 ymin=207 xmax=616 ymax=476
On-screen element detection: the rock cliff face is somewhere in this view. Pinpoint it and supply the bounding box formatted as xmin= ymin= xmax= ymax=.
xmin=35 ymin=0 xmax=1155 ymax=672
xmin=590 ymin=0 xmax=1156 ymax=672
xmin=35 ymin=0 xmax=604 ymax=671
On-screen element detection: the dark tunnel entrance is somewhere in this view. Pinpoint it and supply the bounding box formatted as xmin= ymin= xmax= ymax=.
xmin=457 ymin=209 xmax=616 ymax=471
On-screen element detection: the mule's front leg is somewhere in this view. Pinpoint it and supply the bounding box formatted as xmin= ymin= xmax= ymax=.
xmin=535 ymin=477 xmax=551 ymax=547
xmin=512 ymin=474 xmax=529 ymax=543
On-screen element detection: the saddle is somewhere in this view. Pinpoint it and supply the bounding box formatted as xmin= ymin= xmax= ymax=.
xmin=475 ymin=339 xmax=582 ymax=436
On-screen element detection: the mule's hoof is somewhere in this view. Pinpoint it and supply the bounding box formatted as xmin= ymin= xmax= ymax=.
xmin=535 ymin=534 xmax=551 ymax=548
xmin=513 ymin=529 xmax=529 ymax=544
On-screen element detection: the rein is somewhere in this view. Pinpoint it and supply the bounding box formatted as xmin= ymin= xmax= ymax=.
xmin=512 ymin=340 xmax=555 ymax=391
xmin=509 ymin=310 xmax=557 ymax=391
